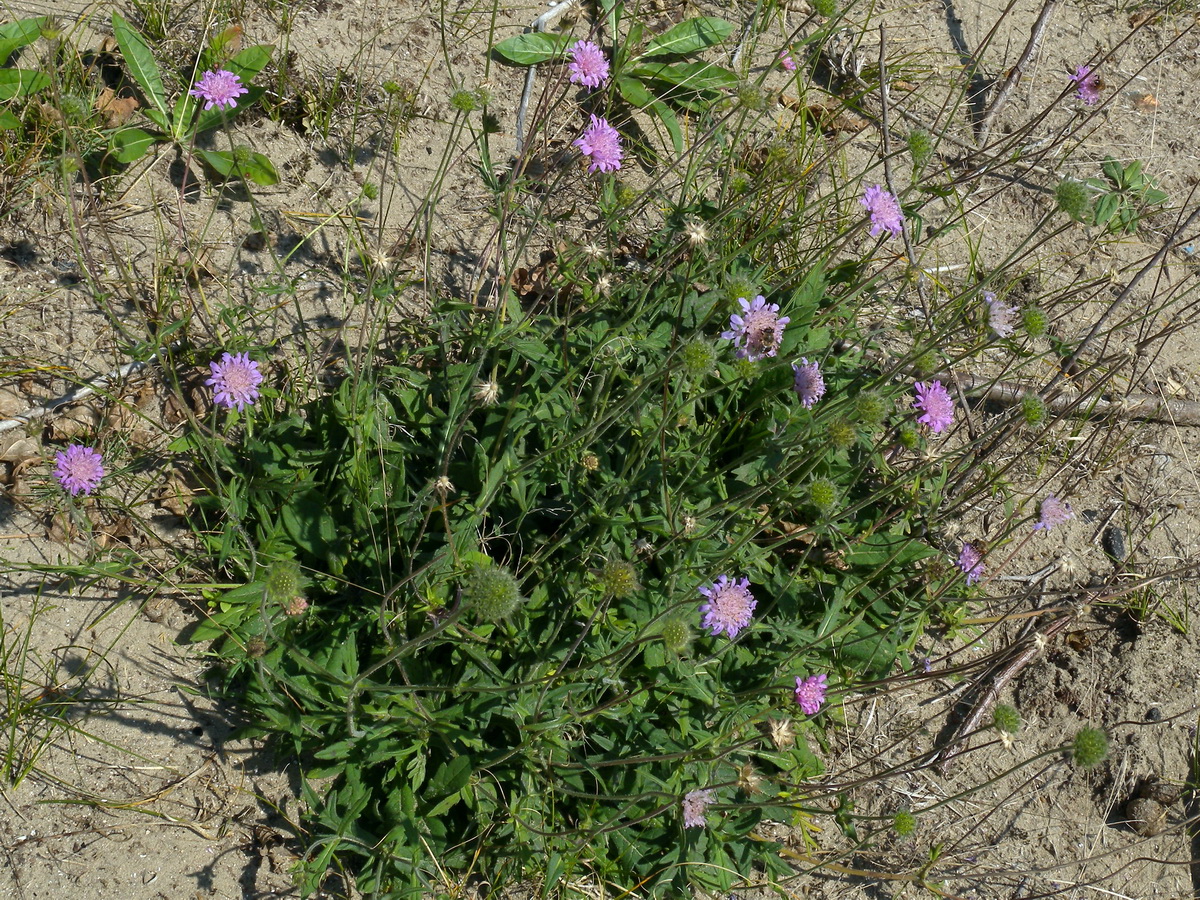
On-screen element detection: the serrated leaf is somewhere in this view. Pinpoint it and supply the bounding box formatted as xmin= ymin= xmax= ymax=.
xmin=112 ymin=13 xmax=169 ymax=121
xmin=0 ymin=69 xmax=47 ymax=101
xmin=196 ymin=147 xmax=280 ymax=185
xmin=640 ymin=16 xmax=732 ymax=58
xmin=0 ymin=17 xmax=49 ymax=67
xmin=491 ymin=31 xmax=573 ymax=66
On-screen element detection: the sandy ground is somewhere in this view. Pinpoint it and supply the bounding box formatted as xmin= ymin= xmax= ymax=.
xmin=1 ymin=0 xmax=1200 ymax=896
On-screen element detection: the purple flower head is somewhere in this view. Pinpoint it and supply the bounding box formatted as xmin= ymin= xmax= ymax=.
xmin=792 ymin=358 xmax=825 ymax=408
xmin=913 ymin=380 xmax=954 ymax=433
xmin=682 ymin=788 xmax=715 ymax=828
xmin=699 ymin=575 xmax=756 ymax=639
xmin=1070 ymin=65 xmax=1100 ymax=106
xmin=861 ymin=184 xmax=903 ymax=239
xmin=1034 ymin=495 xmax=1074 ymax=532
xmin=957 ymin=542 xmax=985 ymax=585
xmin=54 ymin=444 xmax=105 ymax=496
xmin=189 ymin=69 xmax=249 ymax=111
xmin=574 ymin=115 xmax=622 ymax=173
xmin=778 ymin=49 xmax=796 ymax=71
xmin=206 ymin=351 xmax=263 ymax=411
xmin=721 ymin=296 xmax=790 ymax=362
xmin=794 ymin=674 xmax=828 ymax=715
xmin=984 ymin=291 xmax=1018 ymax=338
xmin=568 ymin=40 xmax=610 ymax=89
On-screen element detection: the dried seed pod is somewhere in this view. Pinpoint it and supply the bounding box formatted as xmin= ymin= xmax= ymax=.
xmin=1126 ymin=797 xmax=1167 ymax=836
xmin=1102 ymin=525 xmax=1127 ymax=562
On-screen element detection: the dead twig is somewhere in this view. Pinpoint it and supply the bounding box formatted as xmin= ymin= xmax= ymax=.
xmin=974 ymin=0 xmax=1059 ymax=144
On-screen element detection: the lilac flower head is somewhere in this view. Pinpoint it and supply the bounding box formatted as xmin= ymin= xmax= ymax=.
xmin=189 ymin=69 xmax=249 ymax=111
xmin=54 ymin=444 xmax=105 ymax=496
xmin=792 ymin=358 xmax=826 ymax=408
xmin=206 ymin=351 xmax=263 ymax=411
xmin=957 ymin=542 xmax=985 ymax=585
xmin=699 ymin=575 xmax=756 ymax=639
xmin=721 ymin=296 xmax=790 ymax=361
xmin=682 ymin=788 xmax=715 ymax=828
xmin=574 ymin=115 xmax=623 ymax=173
xmin=794 ymin=674 xmax=828 ymax=715
xmin=778 ymin=49 xmax=796 ymax=71
xmin=568 ymin=40 xmax=610 ymax=89
xmin=861 ymin=184 xmax=903 ymax=238
xmin=1034 ymin=495 xmax=1074 ymax=532
xmin=1070 ymin=65 xmax=1100 ymax=106
xmin=984 ymin=291 xmax=1018 ymax=338
xmin=913 ymin=380 xmax=954 ymax=433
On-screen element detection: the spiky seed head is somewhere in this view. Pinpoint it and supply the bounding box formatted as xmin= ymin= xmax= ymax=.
xmin=1021 ymin=393 xmax=1048 ymax=427
xmin=853 ymin=390 xmax=890 ymax=427
xmin=1071 ymin=727 xmax=1109 ymax=768
xmin=812 ymin=0 xmax=837 ymax=15
xmin=993 ymin=704 xmax=1021 ymax=734
xmin=680 ymin=338 xmax=717 ymax=381
xmin=808 ymin=477 xmax=839 ymax=516
xmin=264 ymin=559 xmax=306 ymax=608
xmin=581 ymin=452 xmax=600 ymax=471
xmin=246 ymin=638 xmax=268 ymax=658
xmin=892 ymin=809 xmax=916 ymax=836
xmin=897 ymin=422 xmax=920 ymax=449
xmin=767 ymin=717 xmax=795 ymax=749
xmin=736 ymin=761 xmax=764 ymax=795
xmin=724 ymin=274 xmax=758 ymax=306
xmin=599 ymin=560 xmax=640 ymax=598
xmin=466 ymin=564 xmax=523 ymax=622
xmin=913 ymin=351 xmax=940 ymax=377
xmin=907 ymin=129 xmax=934 ymax=168
xmin=660 ymin=615 xmax=693 ymax=656
xmin=736 ymin=83 xmax=768 ymax=111
xmin=1022 ymin=306 xmax=1049 ymax=338
xmin=826 ymin=420 xmax=857 ymax=451
xmin=1055 ymin=179 xmax=1092 ymax=221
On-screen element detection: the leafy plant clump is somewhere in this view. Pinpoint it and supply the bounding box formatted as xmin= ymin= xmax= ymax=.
xmin=192 ymin=240 xmax=956 ymax=892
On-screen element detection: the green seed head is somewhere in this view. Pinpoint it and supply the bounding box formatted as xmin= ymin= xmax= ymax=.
xmin=680 ymin=338 xmax=717 ymax=381
xmin=466 ymin=564 xmax=523 ymax=622
xmin=660 ymin=615 xmax=694 ymax=656
xmin=1020 ymin=393 xmax=1047 ymax=428
xmin=1022 ymin=306 xmax=1049 ymax=338
xmin=450 ymin=89 xmax=479 ymax=112
xmin=827 ymin=420 xmax=857 ymax=451
xmin=992 ymin=704 xmax=1021 ymax=734
xmin=812 ymin=0 xmax=837 ymax=16
xmin=1071 ymin=727 xmax=1109 ymax=768
xmin=907 ymin=129 xmax=934 ymax=169
xmin=736 ymin=83 xmax=768 ymax=111
xmin=599 ymin=560 xmax=640 ymax=599
xmin=264 ymin=559 xmax=307 ymax=608
xmin=246 ymin=637 xmax=268 ymax=658
xmin=892 ymin=809 xmax=916 ymax=837
xmin=808 ymin=477 xmax=839 ymax=516
xmin=913 ymin=351 xmax=940 ymax=377
xmin=725 ymin=274 xmax=758 ymax=307
xmin=361 ymin=181 xmax=379 ymax=201
xmin=897 ymin=422 xmax=920 ymax=450
xmin=1056 ymin=179 xmax=1092 ymax=221
xmin=853 ymin=391 xmax=890 ymax=427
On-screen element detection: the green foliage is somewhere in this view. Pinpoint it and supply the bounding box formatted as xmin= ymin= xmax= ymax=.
xmin=1055 ymin=178 xmax=1091 ymax=221
xmin=191 ymin=213 xmax=952 ymax=893
xmin=992 ymin=704 xmax=1021 ymax=734
xmin=106 ymin=13 xmax=278 ymax=184
xmin=1022 ymin=306 xmax=1049 ymax=338
xmin=491 ymin=6 xmax=735 ymax=155
xmin=1086 ymin=157 xmax=1168 ymax=234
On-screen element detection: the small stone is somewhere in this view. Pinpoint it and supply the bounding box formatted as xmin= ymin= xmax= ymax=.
xmin=1125 ymin=797 xmax=1167 ymax=836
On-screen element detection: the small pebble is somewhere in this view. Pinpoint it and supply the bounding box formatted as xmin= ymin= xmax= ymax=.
xmin=1102 ymin=525 xmax=1127 ymax=562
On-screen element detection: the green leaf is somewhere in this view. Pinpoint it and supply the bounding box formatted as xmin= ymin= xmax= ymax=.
xmin=648 ymin=100 xmax=682 ymax=154
xmin=630 ymin=61 xmax=739 ymax=92
xmin=0 ymin=108 xmax=19 ymax=129
xmin=109 ymin=127 xmax=158 ymax=163
xmin=193 ymin=87 xmax=265 ymax=134
xmin=0 ymin=69 xmax=47 ymax=101
xmin=491 ymin=31 xmax=573 ymax=66
xmin=0 ymin=17 xmax=49 ymax=67
xmin=640 ymin=16 xmax=733 ymax=58
xmin=195 ymin=147 xmax=280 ymax=185
xmin=227 ymin=44 xmax=273 ymax=81
xmin=112 ymin=13 xmax=169 ymax=121
xmin=615 ymin=74 xmax=654 ymax=108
